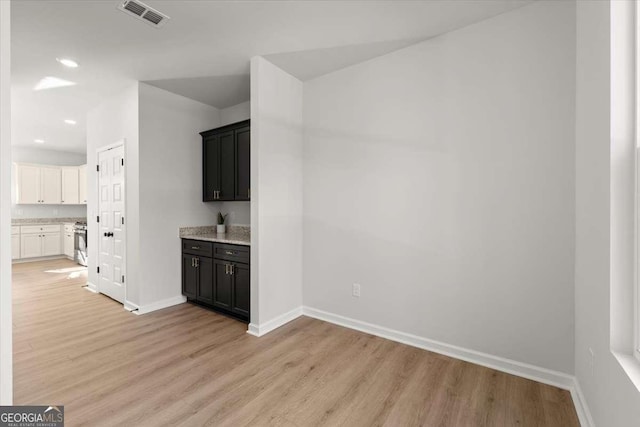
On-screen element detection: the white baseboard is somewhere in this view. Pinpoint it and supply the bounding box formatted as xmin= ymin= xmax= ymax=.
xmin=247 ymin=306 xmax=303 ymax=337
xmin=302 ymin=306 xmax=575 ymax=390
xmin=570 ymin=378 xmax=595 ymax=427
xmin=213 ymin=303 xmax=593 ymax=425
xmin=135 ymin=295 xmax=186 ymax=315
xmin=84 ymin=282 xmax=98 ymax=293
xmin=12 ymin=255 xmax=65 ymax=264
xmin=124 ymin=300 xmax=139 ymax=312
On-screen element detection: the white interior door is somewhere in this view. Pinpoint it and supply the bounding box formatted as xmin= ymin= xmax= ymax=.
xmin=98 ymin=145 xmax=126 ymax=303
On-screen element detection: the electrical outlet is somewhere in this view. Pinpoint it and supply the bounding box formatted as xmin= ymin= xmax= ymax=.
xmin=352 ymin=283 xmax=361 ymax=298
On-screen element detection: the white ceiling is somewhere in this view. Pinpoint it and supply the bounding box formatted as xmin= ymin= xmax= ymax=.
xmin=11 ymin=0 xmax=532 ymax=154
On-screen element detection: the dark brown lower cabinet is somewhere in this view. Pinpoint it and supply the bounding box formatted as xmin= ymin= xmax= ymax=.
xmin=231 ymin=262 xmax=250 ymax=318
xmin=213 ymin=259 xmax=233 ymax=310
xmin=182 ymin=253 xmax=214 ymax=305
xmin=182 ymin=239 xmax=250 ymax=322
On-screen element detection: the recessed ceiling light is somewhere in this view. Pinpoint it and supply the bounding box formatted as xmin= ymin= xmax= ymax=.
xmin=34 ymin=139 xmax=45 ymax=144
xmin=56 ymin=58 xmax=78 ymax=68
xmin=64 ymin=119 xmax=77 ymax=125
xmin=33 ymin=76 xmax=76 ymax=91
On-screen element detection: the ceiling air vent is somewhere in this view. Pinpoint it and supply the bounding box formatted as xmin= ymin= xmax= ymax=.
xmin=117 ymin=0 xmax=170 ymax=28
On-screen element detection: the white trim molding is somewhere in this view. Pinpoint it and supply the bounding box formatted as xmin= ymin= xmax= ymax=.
xmin=570 ymin=378 xmax=595 ymax=427
xmin=303 ymin=306 xmax=596 ymax=426
xmin=302 ymin=306 xmax=575 ymax=389
xmin=123 ymin=300 xmax=139 ymax=312
xmin=135 ymin=295 xmax=186 ymax=315
xmin=243 ymin=304 xmax=593 ymax=425
xmin=247 ymin=306 xmax=303 ymax=337
xmin=84 ymin=282 xmax=98 ymax=293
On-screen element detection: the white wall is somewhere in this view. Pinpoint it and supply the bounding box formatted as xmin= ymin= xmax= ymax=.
xmin=302 ymin=1 xmax=576 ymax=374
xmin=86 ymin=83 xmax=140 ymax=306
xmin=220 ymin=100 xmax=250 ymax=126
xmin=250 ymin=57 xmax=303 ymax=328
xmin=574 ymin=1 xmax=640 ymax=425
xmin=11 ymin=147 xmax=87 ymax=219
xmin=0 ymin=0 xmax=12 ymax=405
xmin=137 ymin=83 xmax=220 ymax=308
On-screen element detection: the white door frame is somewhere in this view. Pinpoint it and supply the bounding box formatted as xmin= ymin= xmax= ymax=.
xmin=0 ymin=0 xmax=12 ymax=405
xmin=96 ymin=140 xmax=126 ymax=305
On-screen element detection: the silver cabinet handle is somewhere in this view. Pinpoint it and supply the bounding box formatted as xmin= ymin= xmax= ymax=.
xmin=191 ymin=246 xmax=200 ymax=250
xmin=191 ymin=257 xmax=194 ymax=267
xmin=225 ymin=264 xmax=229 ymax=274
xmin=225 ymin=251 xmax=233 ymax=255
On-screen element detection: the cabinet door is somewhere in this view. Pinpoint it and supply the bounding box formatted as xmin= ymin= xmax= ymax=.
xmin=63 ymin=232 xmax=74 ymax=258
xmin=16 ymin=164 xmax=40 ymax=204
xmin=197 ymin=257 xmax=214 ymax=305
xmin=231 ymin=263 xmax=250 ymax=318
xmin=61 ymin=167 xmax=80 ymax=204
xmin=11 ymin=235 xmax=20 ymax=260
xmin=41 ymin=232 xmax=61 ymax=256
xmin=40 ymin=167 xmax=62 ymax=204
xmin=218 ymin=131 xmax=235 ymax=201
xmin=182 ymin=254 xmax=198 ymax=299
xmin=20 ymin=234 xmax=42 ymax=258
xmin=78 ymin=165 xmax=87 ymax=204
xmin=213 ymin=259 xmax=232 ymax=310
xmin=203 ymin=136 xmax=219 ymax=201
xmin=235 ymin=126 xmax=250 ymax=201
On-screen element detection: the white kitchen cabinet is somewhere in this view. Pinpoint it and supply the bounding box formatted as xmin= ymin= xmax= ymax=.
xmin=40 ymin=166 xmax=62 ymax=204
xmin=15 ymin=163 xmax=62 ymax=204
xmin=19 ymin=225 xmax=62 ymax=259
xmin=11 ymin=227 xmax=20 ymax=260
xmin=78 ymin=164 xmax=87 ymax=204
xmin=12 ymin=235 xmax=20 ymax=260
xmin=42 ymin=232 xmax=62 ymax=256
xmin=20 ymin=233 xmax=43 ymax=258
xmin=63 ymin=224 xmax=74 ymax=258
xmin=16 ymin=164 xmax=40 ymax=204
xmin=61 ymin=167 xmax=80 ymax=204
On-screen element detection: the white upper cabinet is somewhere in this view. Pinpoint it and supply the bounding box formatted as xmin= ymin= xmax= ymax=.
xmin=61 ymin=167 xmax=80 ymax=204
xmin=40 ymin=166 xmax=62 ymax=204
xmin=15 ymin=163 xmax=86 ymax=205
xmin=78 ymin=164 xmax=87 ymax=205
xmin=16 ymin=164 xmax=41 ymax=204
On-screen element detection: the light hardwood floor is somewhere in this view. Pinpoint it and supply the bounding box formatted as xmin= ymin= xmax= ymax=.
xmin=13 ymin=259 xmax=580 ymax=426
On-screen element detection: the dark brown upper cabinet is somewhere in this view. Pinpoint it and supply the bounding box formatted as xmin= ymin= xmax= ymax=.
xmin=201 ymin=120 xmax=250 ymax=202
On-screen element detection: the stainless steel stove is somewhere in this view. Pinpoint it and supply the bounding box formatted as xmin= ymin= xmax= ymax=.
xmin=73 ymin=221 xmax=87 ymax=266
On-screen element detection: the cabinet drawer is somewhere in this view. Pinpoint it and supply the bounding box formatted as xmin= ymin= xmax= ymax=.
xmin=182 ymin=239 xmax=213 ymax=257
xmin=21 ymin=224 xmax=61 ymax=234
xmin=214 ymin=243 xmax=249 ymax=264
xmin=11 ymin=226 xmax=19 ymax=235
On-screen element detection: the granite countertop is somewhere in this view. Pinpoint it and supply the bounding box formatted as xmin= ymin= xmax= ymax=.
xmin=12 ymin=217 xmax=86 ymax=225
xmin=179 ymin=225 xmax=250 ymax=246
